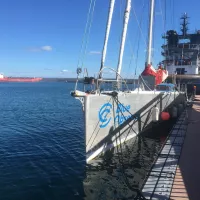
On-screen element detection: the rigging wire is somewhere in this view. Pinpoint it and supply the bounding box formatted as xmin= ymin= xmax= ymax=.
xmin=121 ymin=0 xmax=146 ymax=81
xmin=80 ymin=0 xmax=97 ymax=70
xmin=158 ymin=0 xmax=165 ymax=34
xmin=157 ymin=0 xmax=168 ymax=69
xmin=164 ymin=0 xmax=166 ymax=38
xmin=127 ymin=0 xmax=146 ymax=78
xmin=114 ymin=0 xmax=124 ymax=79
xmin=86 ymin=96 xmax=113 ymax=149
xmin=158 ymin=0 xmax=167 ymax=67
xmin=132 ymin=3 xmax=147 ymax=48
xmin=76 ymin=0 xmax=95 ymax=70
xmin=139 ymin=75 xmax=153 ymax=91
xmin=119 ymin=0 xmax=123 ymax=40
xmin=112 ymin=95 xmax=160 ymax=197
xmin=170 ymin=0 xmax=175 ymax=29
xmin=134 ymin=27 xmax=144 ymax=77
xmin=172 ymin=0 xmax=174 ymax=29
xmin=134 ymin=1 xmax=146 ymax=76
xmin=164 ymin=0 xmax=169 ymax=66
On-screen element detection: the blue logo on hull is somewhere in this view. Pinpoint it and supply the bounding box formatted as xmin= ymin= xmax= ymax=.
xmin=98 ymin=103 xmax=112 ymax=128
xmin=99 ymin=103 xmax=132 ymax=128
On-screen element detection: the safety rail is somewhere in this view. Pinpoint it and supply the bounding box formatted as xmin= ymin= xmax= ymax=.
xmin=137 ymin=110 xmax=187 ymax=199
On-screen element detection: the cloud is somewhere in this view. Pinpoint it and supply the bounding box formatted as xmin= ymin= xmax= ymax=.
xmin=28 ymin=45 xmax=53 ymax=52
xmin=89 ymin=51 xmax=101 ymax=55
xmin=60 ymin=69 xmax=69 ymax=73
xmin=41 ymin=46 xmax=52 ymax=51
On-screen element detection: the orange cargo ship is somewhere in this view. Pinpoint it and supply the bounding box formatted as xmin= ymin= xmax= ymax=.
xmin=0 ymin=74 xmax=42 ymax=82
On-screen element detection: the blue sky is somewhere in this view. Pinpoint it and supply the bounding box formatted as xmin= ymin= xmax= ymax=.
xmin=0 ymin=0 xmax=199 ymax=78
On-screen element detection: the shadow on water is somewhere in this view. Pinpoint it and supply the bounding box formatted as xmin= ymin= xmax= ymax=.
xmin=83 ymin=119 xmax=177 ymax=200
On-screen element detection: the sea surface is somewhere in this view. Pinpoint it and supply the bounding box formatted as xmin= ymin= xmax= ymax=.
xmin=0 ymin=82 xmax=172 ymax=200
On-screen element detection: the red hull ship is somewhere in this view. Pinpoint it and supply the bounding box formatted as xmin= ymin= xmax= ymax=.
xmin=0 ymin=74 xmax=42 ymax=82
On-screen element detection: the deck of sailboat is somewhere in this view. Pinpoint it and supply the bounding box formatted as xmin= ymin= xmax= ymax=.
xmin=73 ymin=89 xmax=183 ymax=98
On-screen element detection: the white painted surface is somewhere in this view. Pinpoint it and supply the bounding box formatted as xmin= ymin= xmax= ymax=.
xmin=116 ymin=0 xmax=131 ymax=79
xmin=99 ymin=0 xmax=115 ymax=75
xmin=166 ymin=64 xmax=198 ymax=75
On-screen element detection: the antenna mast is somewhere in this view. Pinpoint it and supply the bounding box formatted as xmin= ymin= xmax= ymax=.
xmin=181 ymin=13 xmax=189 ymax=36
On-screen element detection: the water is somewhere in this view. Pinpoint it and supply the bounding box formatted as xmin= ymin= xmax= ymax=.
xmin=84 ymin=136 xmax=162 ymax=200
xmin=0 ymin=82 xmax=171 ymax=200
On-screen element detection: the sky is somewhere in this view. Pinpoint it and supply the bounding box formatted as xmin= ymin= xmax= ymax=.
xmin=0 ymin=0 xmax=200 ymax=78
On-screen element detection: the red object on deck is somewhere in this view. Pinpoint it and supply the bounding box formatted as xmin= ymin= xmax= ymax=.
xmin=141 ymin=64 xmax=168 ymax=85
xmin=161 ymin=112 xmax=170 ymax=121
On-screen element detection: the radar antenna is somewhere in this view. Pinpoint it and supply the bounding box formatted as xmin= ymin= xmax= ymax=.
xmin=180 ymin=13 xmax=189 ymax=36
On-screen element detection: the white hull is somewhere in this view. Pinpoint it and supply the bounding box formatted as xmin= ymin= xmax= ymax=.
xmin=75 ymin=90 xmax=186 ymax=163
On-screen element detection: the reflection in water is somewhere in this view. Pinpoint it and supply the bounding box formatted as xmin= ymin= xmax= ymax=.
xmin=83 ymin=134 xmax=162 ymax=199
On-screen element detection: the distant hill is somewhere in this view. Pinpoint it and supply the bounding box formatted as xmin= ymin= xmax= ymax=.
xmin=41 ymin=78 xmax=78 ymax=82
xmin=41 ymin=78 xmax=138 ymax=84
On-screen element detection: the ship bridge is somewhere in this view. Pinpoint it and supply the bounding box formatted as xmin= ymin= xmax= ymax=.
xmin=161 ymin=14 xmax=200 ymax=75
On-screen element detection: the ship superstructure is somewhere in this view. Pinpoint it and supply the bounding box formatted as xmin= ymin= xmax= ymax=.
xmin=162 ymin=13 xmax=200 ymax=76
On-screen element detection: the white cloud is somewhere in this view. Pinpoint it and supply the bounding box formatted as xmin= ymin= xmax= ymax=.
xmin=89 ymin=51 xmax=101 ymax=55
xmin=41 ymin=46 xmax=52 ymax=51
xmin=28 ymin=45 xmax=53 ymax=52
xmin=61 ymin=69 xmax=69 ymax=73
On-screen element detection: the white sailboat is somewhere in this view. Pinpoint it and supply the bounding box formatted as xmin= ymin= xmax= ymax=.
xmin=71 ymin=0 xmax=186 ymax=163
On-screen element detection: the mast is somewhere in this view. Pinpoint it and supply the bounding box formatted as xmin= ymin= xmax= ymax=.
xmin=116 ymin=0 xmax=131 ymax=80
xmin=146 ymin=0 xmax=155 ymax=66
xmin=99 ymin=0 xmax=115 ymax=79
xmin=181 ymin=13 xmax=189 ymax=36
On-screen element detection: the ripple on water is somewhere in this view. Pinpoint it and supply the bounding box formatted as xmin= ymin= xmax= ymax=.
xmin=0 ymin=82 xmax=174 ymax=200
xmin=0 ymin=83 xmax=85 ymax=200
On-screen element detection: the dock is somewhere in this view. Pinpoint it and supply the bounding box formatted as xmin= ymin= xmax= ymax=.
xmin=141 ymin=95 xmax=200 ymax=200
xmin=170 ymin=95 xmax=200 ymax=200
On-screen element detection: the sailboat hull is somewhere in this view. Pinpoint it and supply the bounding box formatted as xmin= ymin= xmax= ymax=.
xmin=78 ymin=91 xmax=186 ymax=162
